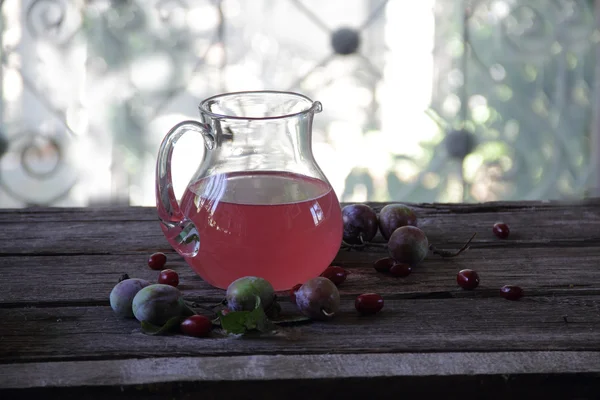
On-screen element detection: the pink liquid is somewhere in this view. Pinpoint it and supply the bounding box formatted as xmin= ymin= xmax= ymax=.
xmin=165 ymin=171 xmax=343 ymax=291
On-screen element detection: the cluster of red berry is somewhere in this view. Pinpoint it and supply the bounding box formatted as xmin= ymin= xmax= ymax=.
xmin=368 ymin=220 xmax=522 ymax=300
xmin=136 ymin=216 xmax=522 ymax=337
xmin=147 ymin=252 xmax=179 ymax=287
xmin=146 ymin=253 xmax=211 ymax=337
xmin=300 ymin=218 xmax=523 ymax=319
xmin=455 ymin=222 xmax=523 ymax=300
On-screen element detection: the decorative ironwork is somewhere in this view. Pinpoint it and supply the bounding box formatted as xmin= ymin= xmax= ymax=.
xmin=445 ymin=129 xmax=476 ymax=160
xmin=0 ymin=0 xmax=597 ymax=207
xmin=26 ymin=0 xmax=81 ymax=44
xmin=331 ymin=28 xmax=361 ymax=55
xmin=0 ymin=130 xmax=77 ymax=205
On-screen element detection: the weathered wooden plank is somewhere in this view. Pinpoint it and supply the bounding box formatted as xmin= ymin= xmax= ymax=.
xmin=0 ymin=206 xmax=161 ymax=222
xmin=0 ymin=220 xmax=171 ymax=255
xmin=3 ymin=374 xmax=600 ymax=400
xmin=2 ymin=296 xmax=600 ymax=363
xmin=1 ymin=202 xmax=599 ymax=398
xmin=2 ymin=351 xmax=599 ymax=389
xmin=2 ymin=199 xmax=599 ymax=223
xmin=1 ymin=202 xmax=599 ymax=255
xmin=2 ymin=245 xmax=600 ymax=305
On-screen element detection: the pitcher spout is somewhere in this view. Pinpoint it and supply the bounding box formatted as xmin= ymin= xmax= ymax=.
xmin=311 ymin=101 xmax=323 ymax=114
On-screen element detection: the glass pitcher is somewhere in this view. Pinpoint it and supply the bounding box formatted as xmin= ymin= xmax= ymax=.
xmin=155 ymin=91 xmax=343 ymax=291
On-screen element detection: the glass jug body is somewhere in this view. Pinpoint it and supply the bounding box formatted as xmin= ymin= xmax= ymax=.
xmin=155 ymin=91 xmax=343 ymax=291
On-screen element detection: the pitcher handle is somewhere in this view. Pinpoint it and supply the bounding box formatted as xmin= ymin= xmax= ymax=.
xmin=155 ymin=120 xmax=215 ymax=226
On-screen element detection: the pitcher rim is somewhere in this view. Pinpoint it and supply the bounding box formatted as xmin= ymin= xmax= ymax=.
xmin=198 ymin=90 xmax=321 ymax=121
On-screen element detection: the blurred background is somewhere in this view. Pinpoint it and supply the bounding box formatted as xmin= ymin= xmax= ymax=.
xmin=0 ymin=0 xmax=598 ymax=207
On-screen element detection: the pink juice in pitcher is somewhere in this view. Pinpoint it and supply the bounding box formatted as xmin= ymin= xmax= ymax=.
xmin=175 ymin=171 xmax=343 ymax=291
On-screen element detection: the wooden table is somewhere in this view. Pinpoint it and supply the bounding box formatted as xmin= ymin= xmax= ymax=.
xmin=2 ymin=201 xmax=600 ymax=399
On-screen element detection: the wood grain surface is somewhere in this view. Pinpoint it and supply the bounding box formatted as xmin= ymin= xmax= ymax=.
xmin=1 ymin=201 xmax=600 ymax=399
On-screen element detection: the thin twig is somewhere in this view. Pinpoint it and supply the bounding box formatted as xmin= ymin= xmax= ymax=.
xmin=430 ymin=233 xmax=477 ymax=258
xmin=340 ymin=237 xmax=387 ymax=251
xmin=184 ymin=299 xmax=226 ymax=319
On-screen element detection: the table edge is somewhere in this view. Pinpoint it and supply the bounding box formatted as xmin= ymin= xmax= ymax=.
xmin=2 ymin=351 xmax=600 ymax=389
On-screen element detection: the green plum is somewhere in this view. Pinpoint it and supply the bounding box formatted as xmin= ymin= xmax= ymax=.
xmin=226 ymin=276 xmax=275 ymax=312
xmin=132 ymin=284 xmax=184 ymax=325
xmin=109 ymin=278 xmax=151 ymax=318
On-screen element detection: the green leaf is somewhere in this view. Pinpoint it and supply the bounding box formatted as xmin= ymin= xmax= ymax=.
xmin=217 ymin=296 xmax=275 ymax=335
xmin=218 ymin=310 xmax=252 ymax=334
xmin=141 ymin=316 xmax=184 ymax=336
xmin=248 ymin=306 xmax=275 ymax=333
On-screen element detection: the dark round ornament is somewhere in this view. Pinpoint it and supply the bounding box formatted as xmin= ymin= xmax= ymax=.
xmin=445 ymin=128 xmax=476 ymax=159
xmin=331 ymin=27 xmax=360 ymax=55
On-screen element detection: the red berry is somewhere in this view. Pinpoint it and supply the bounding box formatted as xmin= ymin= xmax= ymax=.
xmin=180 ymin=315 xmax=212 ymax=337
xmin=321 ymin=266 xmax=347 ymax=286
xmin=457 ymin=269 xmax=479 ymax=290
xmin=290 ymin=283 xmax=302 ymax=304
xmin=148 ymin=252 xmax=167 ymax=270
xmin=373 ymin=257 xmax=395 ymax=273
xmin=158 ymin=269 xmax=179 ymax=287
xmin=390 ymin=263 xmax=412 ymax=277
xmin=500 ymin=285 xmax=523 ymax=301
xmin=493 ymin=222 xmax=510 ymax=239
xmin=355 ymin=293 xmax=384 ymax=315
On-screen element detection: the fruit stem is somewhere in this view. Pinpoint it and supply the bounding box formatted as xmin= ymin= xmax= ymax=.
xmin=340 ymin=239 xmax=387 ymax=251
xmin=321 ymin=309 xmax=335 ymax=318
xmin=429 ymin=233 xmax=476 ymax=258
xmin=264 ymin=299 xmax=281 ymax=319
xmin=184 ymin=300 xmax=219 ymax=318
